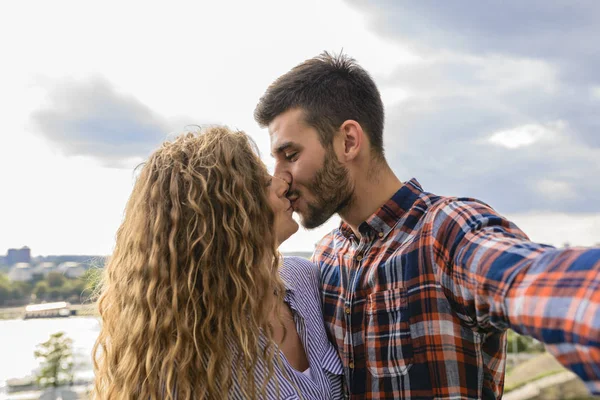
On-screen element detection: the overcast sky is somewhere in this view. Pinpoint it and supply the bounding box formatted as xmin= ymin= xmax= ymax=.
xmin=1 ymin=0 xmax=599 ymax=256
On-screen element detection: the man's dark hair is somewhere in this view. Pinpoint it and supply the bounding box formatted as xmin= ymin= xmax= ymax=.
xmin=254 ymin=51 xmax=385 ymax=157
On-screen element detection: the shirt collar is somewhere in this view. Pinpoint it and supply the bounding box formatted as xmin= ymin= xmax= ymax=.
xmin=338 ymin=178 xmax=424 ymax=240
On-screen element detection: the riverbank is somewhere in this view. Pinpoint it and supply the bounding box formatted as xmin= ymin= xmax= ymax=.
xmin=0 ymin=303 xmax=98 ymax=320
xmin=3 ymin=383 xmax=92 ymax=400
xmin=0 ymin=317 xmax=99 ymax=400
xmin=4 ymin=375 xmax=93 ymax=399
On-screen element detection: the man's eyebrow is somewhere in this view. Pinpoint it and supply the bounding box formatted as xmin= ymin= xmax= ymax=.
xmin=270 ymin=142 xmax=295 ymax=157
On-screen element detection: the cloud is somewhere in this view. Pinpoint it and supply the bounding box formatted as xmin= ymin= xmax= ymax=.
xmin=30 ymin=77 xmax=185 ymax=167
xmin=387 ymin=94 xmax=600 ymax=213
xmin=487 ymin=121 xmax=565 ymax=149
xmin=347 ymin=1 xmax=600 ymax=76
xmin=343 ymin=0 xmax=600 ymax=213
xmin=507 ymin=212 xmax=600 ymax=248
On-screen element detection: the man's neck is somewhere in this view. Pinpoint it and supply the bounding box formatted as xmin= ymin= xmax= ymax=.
xmin=340 ymin=163 xmax=403 ymax=237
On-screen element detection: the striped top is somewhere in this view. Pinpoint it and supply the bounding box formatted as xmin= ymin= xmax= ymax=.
xmin=228 ymin=256 xmax=344 ymax=399
xmin=313 ymin=178 xmax=600 ymax=399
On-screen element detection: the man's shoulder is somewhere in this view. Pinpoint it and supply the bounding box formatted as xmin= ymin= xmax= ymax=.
xmin=430 ymin=196 xmax=495 ymax=213
xmin=423 ymin=196 xmax=506 ymax=229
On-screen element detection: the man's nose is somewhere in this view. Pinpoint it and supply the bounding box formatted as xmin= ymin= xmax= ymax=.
xmin=273 ymin=176 xmax=290 ymax=197
xmin=273 ymin=166 xmax=292 ymax=187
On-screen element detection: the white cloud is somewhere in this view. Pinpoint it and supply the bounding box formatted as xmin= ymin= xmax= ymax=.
xmin=535 ymin=179 xmax=577 ymax=201
xmin=380 ymin=51 xmax=558 ymax=102
xmin=507 ymin=212 xmax=600 ymax=248
xmin=474 ymin=55 xmax=558 ymax=94
xmin=487 ymin=120 xmax=566 ymax=149
xmin=380 ymin=87 xmax=411 ymax=107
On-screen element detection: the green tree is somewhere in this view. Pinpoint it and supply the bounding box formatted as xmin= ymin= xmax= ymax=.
xmin=11 ymin=281 xmax=33 ymax=303
xmin=34 ymin=281 xmax=49 ymax=300
xmin=47 ymin=272 xmax=66 ymax=288
xmin=82 ymin=268 xmax=103 ymax=301
xmin=34 ymin=332 xmax=74 ymax=388
xmin=0 ymin=273 xmax=10 ymax=305
xmin=47 ymin=287 xmax=62 ymax=301
xmin=0 ymin=273 xmax=33 ymax=305
xmin=59 ymin=279 xmax=86 ymax=302
xmin=507 ymin=329 xmax=545 ymax=353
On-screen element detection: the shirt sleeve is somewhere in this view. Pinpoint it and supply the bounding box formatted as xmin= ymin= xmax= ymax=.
xmin=426 ymin=198 xmax=600 ymax=394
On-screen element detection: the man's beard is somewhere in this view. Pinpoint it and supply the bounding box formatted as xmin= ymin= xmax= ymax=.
xmin=298 ymin=148 xmax=354 ymax=229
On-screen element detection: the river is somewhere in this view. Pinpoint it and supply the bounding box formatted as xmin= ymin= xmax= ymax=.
xmin=0 ymin=317 xmax=100 ymax=397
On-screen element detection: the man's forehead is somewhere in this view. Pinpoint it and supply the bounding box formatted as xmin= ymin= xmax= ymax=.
xmin=269 ymin=108 xmax=309 ymax=134
xmin=269 ymin=114 xmax=307 ymax=151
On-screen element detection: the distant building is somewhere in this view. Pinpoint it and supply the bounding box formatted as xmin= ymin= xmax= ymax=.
xmin=57 ymin=262 xmax=86 ymax=279
xmin=6 ymin=247 xmax=31 ymax=265
xmin=8 ymin=263 xmax=34 ymax=281
xmin=38 ymin=254 xmax=106 ymax=268
xmin=32 ymin=262 xmax=57 ymax=277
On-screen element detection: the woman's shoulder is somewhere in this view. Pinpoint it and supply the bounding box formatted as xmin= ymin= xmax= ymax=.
xmin=280 ymin=256 xmax=320 ymax=290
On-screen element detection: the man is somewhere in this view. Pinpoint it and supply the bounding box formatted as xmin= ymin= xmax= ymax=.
xmin=255 ymin=52 xmax=600 ymax=399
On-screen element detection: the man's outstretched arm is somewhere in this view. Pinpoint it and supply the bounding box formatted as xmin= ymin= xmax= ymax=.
xmin=427 ymin=199 xmax=600 ymax=394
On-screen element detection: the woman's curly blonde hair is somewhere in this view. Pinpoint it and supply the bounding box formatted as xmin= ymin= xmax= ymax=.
xmin=92 ymin=126 xmax=286 ymax=399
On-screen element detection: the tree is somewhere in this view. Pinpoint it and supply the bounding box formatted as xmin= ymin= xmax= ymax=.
xmin=507 ymin=329 xmax=545 ymax=353
xmin=47 ymin=272 xmax=66 ymax=288
xmin=82 ymin=268 xmax=103 ymax=301
xmin=34 ymin=332 xmax=74 ymax=388
xmin=60 ymin=278 xmax=86 ymax=303
xmin=11 ymin=281 xmax=33 ymax=303
xmin=34 ymin=281 xmax=49 ymax=298
xmin=0 ymin=273 xmax=10 ymax=305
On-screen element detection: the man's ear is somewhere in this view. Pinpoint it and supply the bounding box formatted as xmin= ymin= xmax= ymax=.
xmin=339 ymin=120 xmax=363 ymax=161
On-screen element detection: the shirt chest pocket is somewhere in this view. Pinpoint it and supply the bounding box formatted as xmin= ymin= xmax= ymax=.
xmin=365 ymin=287 xmax=414 ymax=377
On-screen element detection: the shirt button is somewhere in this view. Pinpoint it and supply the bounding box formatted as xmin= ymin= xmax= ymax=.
xmin=348 ymin=361 xmax=355 ymax=369
xmin=378 ymin=232 xmax=384 ymax=238
xmin=356 ymin=255 xmax=363 ymax=261
xmin=345 ymin=307 xmax=351 ymax=314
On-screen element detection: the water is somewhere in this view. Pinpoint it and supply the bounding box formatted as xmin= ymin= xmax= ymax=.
xmin=0 ymin=317 xmax=100 ymax=395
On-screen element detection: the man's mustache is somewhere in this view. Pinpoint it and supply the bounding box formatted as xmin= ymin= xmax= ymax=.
xmin=286 ymin=190 xmax=300 ymax=201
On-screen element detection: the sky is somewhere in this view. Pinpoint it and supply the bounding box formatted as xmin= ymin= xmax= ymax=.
xmin=1 ymin=0 xmax=599 ymax=257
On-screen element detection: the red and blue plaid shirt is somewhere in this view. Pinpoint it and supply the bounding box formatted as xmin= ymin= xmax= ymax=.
xmin=312 ymin=178 xmax=600 ymax=399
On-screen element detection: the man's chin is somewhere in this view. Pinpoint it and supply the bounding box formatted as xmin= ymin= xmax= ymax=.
xmin=295 ymin=201 xmax=335 ymax=229
xmin=299 ymin=213 xmax=328 ymax=230
xmin=295 ymin=212 xmax=311 ymax=229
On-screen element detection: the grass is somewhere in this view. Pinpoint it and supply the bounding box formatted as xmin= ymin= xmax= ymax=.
xmin=504 ymin=352 xmax=568 ymax=393
xmin=504 ymin=352 xmax=600 ymax=399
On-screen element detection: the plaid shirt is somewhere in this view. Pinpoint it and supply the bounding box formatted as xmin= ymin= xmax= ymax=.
xmin=312 ymin=178 xmax=600 ymax=399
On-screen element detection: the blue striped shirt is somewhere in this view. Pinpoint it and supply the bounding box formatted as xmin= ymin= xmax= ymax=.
xmin=228 ymin=256 xmax=344 ymax=399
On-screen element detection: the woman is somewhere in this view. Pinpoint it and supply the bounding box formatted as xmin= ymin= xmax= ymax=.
xmin=92 ymin=126 xmax=343 ymax=399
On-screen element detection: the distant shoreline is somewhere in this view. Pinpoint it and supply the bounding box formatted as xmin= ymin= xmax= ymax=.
xmin=0 ymin=303 xmax=98 ymax=320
